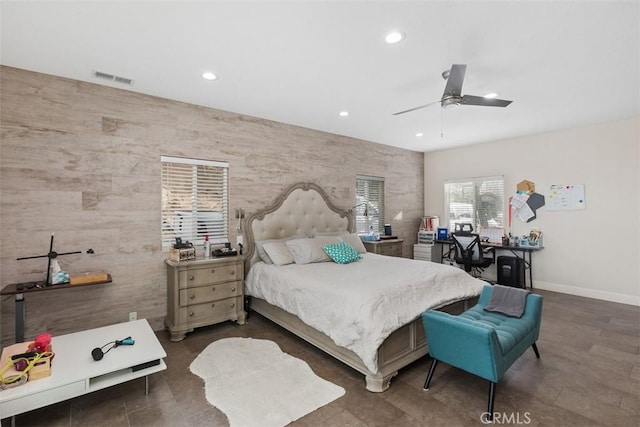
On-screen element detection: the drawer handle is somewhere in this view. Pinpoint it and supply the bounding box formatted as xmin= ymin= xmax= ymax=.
xmin=211 ymin=303 xmax=215 ymax=308
xmin=189 ymin=312 xmax=195 ymax=317
xmin=189 ymin=275 xmax=194 ymax=281
xmin=231 ymin=287 xmax=236 ymax=292
xmin=190 ymin=294 xmax=195 ymax=299
xmin=230 ymin=270 xmax=235 ymax=275
xmin=230 ymin=303 xmax=235 ymax=308
xmin=211 ymin=286 xmax=216 ymax=292
xmin=211 ymin=269 xmax=215 ymax=274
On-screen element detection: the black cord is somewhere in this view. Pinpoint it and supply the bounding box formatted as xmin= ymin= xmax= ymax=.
xmin=99 ymin=340 xmax=118 ymax=356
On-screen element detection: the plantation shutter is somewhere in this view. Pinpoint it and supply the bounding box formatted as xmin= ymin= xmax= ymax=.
xmin=161 ymin=156 xmax=229 ymax=249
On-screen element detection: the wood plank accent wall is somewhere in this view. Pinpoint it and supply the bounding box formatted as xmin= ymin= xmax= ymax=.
xmin=0 ymin=66 xmax=423 ymax=345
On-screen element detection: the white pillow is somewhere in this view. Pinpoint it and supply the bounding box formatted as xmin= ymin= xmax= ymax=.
xmin=262 ymin=241 xmax=295 ymax=266
xmin=340 ymin=232 xmax=367 ymax=254
xmin=255 ymin=239 xmax=278 ymax=264
xmin=286 ymin=236 xmax=341 ymax=264
xmin=255 ymin=235 xmax=302 ymax=264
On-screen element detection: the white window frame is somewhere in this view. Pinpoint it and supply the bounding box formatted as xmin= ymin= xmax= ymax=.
xmin=444 ymin=175 xmax=505 ymax=233
xmin=355 ymin=175 xmax=385 ymax=234
xmin=161 ymin=156 xmax=229 ymax=250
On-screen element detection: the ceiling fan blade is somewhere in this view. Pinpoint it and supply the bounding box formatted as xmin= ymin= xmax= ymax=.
xmin=392 ymin=100 xmax=440 ymax=115
xmin=461 ymin=95 xmax=513 ymax=107
xmin=443 ymin=64 xmax=466 ymax=97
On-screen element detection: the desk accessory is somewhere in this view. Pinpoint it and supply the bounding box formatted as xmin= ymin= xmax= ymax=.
xmin=69 ymin=271 xmax=109 ymax=285
xmin=91 ymin=336 xmax=135 ymax=361
xmin=16 ymin=233 xmax=93 ymax=286
xmin=213 ymin=248 xmax=238 ymax=257
xmin=437 ymin=227 xmax=449 ymax=240
xmin=169 ymin=237 xmax=196 ymax=261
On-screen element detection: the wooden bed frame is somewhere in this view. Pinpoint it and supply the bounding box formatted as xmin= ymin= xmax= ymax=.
xmin=243 ymin=182 xmax=474 ymax=392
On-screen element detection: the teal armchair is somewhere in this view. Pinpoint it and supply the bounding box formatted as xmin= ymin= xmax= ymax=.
xmin=421 ymin=285 xmax=543 ymax=419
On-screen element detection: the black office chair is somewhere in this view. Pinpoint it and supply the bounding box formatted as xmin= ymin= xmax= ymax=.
xmin=452 ymin=232 xmax=495 ymax=278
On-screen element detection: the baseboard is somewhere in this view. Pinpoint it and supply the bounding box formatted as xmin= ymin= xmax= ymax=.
xmin=534 ymin=280 xmax=640 ymax=307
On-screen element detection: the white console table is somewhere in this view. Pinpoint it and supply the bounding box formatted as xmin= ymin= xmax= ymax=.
xmin=0 ymin=319 xmax=167 ymax=420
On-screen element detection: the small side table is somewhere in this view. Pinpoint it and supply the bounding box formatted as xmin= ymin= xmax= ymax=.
xmin=362 ymin=239 xmax=404 ymax=257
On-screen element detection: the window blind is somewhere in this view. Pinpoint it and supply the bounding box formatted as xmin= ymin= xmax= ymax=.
xmin=161 ymin=156 xmax=229 ymax=249
xmin=355 ymin=175 xmax=385 ymax=233
xmin=444 ymin=176 xmax=504 ymax=232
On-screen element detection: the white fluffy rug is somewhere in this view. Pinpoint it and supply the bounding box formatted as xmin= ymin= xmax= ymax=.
xmin=189 ymin=337 xmax=345 ymax=427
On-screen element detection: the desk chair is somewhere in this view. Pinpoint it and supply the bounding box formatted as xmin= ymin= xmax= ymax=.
xmin=452 ymin=233 xmax=494 ymax=277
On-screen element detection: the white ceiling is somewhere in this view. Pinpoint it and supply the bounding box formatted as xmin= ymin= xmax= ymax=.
xmin=1 ymin=1 xmax=639 ymax=152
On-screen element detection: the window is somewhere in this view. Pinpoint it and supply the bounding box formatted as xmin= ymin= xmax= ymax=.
xmin=355 ymin=175 xmax=385 ymax=233
xmin=161 ymin=156 xmax=229 ymax=250
xmin=444 ymin=176 xmax=504 ymax=232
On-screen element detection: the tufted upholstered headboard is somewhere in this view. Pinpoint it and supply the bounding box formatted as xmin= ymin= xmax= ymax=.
xmin=244 ymin=182 xmax=352 ymax=272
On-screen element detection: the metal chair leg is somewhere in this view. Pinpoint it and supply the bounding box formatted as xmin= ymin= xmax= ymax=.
xmin=487 ymin=381 xmax=496 ymax=420
xmin=423 ymin=358 xmax=439 ymax=391
xmin=532 ymin=343 xmax=540 ymax=359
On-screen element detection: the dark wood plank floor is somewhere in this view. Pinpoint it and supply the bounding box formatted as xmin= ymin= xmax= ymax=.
xmin=3 ymin=289 xmax=639 ymax=426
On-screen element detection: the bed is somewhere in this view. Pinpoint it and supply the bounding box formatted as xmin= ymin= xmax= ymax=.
xmin=244 ymin=182 xmax=485 ymax=392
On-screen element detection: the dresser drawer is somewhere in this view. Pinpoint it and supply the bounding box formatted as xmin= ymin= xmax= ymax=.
xmin=380 ymin=243 xmax=403 ymax=257
xmin=181 ymin=296 xmax=242 ymax=327
xmin=413 ymin=244 xmax=432 ymax=261
xmin=363 ymin=239 xmax=404 ymax=258
xmin=178 ymin=264 xmax=239 ymax=288
xmin=179 ymin=281 xmax=242 ymax=306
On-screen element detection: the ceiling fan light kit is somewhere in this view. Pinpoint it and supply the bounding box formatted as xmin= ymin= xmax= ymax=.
xmin=441 ymin=97 xmax=461 ymax=109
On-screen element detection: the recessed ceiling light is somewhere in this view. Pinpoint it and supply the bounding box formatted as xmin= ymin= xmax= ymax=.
xmin=385 ymin=31 xmax=405 ymax=44
xmin=339 ymin=111 xmax=349 ymax=117
xmin=202 ymin=72 xmax=218 ymax=81
xmin=484 ymin=92 xmax=498 ymax=99
xmin=416 ymin=132 xmax=424 ymax=137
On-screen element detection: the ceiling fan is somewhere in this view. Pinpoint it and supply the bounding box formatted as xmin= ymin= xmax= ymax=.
xmin=393 ymin=64 xmax=513 ymax=116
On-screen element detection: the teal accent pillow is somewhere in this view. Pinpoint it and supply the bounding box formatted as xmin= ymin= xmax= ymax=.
xmin=323 ymin=241 xmax=362 ymax=264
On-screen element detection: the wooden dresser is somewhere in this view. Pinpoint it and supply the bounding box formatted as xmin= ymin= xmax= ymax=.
xmin=362 ymin=239 xmax=404 ymax=257
xmin=165 ymin=256 xmax=246 ymax=341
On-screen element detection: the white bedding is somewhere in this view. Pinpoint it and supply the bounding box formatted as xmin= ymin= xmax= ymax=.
xmin=245 ymin=253 xmax=485 ymax=373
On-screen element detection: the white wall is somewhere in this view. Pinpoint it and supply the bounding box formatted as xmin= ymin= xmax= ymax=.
xmin=424 ymin=117 xmax=639 ymax=306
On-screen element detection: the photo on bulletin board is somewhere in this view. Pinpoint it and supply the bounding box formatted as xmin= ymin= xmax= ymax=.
xmin=546 ymin=184 xmax=585 ymax=211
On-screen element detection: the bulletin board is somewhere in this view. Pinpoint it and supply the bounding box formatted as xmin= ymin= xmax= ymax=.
xmin=546 ymin=184 xmax=585 ymax=211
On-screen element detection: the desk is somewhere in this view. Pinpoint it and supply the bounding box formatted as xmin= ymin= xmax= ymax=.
xmin=1 ymin=276 xmax=112 ymax=343
xmin=0 ymin=319 xmax=166 ymax=420
xmin=433 ymin=240 xmax=542 ymax=289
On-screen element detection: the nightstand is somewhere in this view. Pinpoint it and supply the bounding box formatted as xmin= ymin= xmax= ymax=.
xmin=165 ymin=256 xmax=246 ymax=341
xmin=362 ymin=239 xmax=404 ymax=257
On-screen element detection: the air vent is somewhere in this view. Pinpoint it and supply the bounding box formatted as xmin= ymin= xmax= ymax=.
xmin=92 ymin=70 xmax=135 ymax=86
xmin=113 ymin=76 xmax=133 ymax=85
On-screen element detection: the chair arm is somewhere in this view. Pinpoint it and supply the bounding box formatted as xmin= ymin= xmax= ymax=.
xmin=523 ymin=293 xmax=544 ymax=339
xmin=422 ymin=310 xmax=503 ymax=382
xmin=482 ymin=246 xmax=496 ymax=262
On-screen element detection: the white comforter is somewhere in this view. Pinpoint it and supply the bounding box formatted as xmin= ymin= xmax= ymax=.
xmin=245 ymin=253 xmax=485 ymax=373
